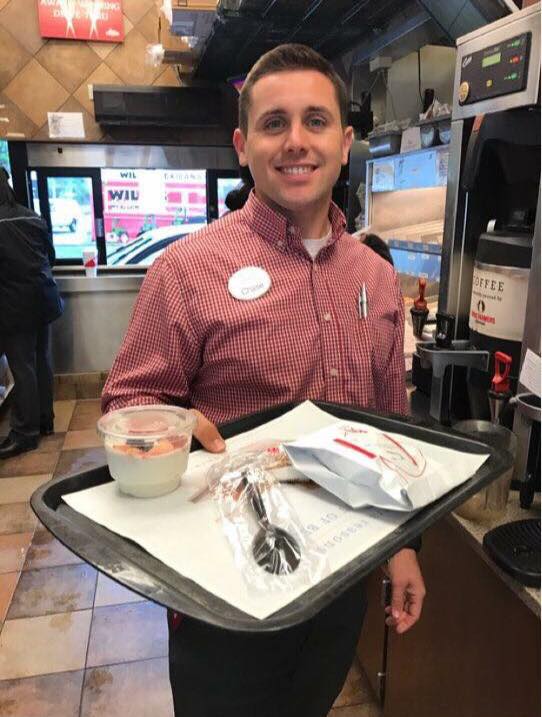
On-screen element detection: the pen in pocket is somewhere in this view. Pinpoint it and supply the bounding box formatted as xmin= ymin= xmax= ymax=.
xmin=358 ymin=283 xmax=368 ymax=319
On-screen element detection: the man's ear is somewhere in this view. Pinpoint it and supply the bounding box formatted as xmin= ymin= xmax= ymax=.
xmin=233 ymin=128 xmax=248 ymax=166
xmin=341 ymin=126 xmax=354 ymax=166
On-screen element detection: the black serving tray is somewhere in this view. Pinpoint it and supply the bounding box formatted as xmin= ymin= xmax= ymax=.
xmin=31 ymin=401 xmax=511 ymax=632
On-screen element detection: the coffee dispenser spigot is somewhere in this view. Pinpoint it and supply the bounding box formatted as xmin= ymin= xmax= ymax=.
xmin=410 ymin=278 xmax=429 ymax=338
xmin=488 ymin=352 xmax=512 ymax=425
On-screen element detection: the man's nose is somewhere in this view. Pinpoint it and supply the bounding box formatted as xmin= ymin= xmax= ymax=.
xmin=283 ymin=121 xmax=308 ymax=152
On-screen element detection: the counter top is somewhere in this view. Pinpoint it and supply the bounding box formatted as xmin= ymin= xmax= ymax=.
xmin=449 ymin=492 xmax=540 ymax=616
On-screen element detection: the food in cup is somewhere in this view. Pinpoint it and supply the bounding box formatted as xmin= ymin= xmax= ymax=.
xmin=97 ymin=405 xmax=196 ymax=498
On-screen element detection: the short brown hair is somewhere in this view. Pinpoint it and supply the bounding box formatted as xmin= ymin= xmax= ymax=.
xmin=238 ymin=43 xmax=348 ymax=135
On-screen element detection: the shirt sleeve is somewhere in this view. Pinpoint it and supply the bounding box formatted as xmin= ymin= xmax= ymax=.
xmin=101 ymin=253 xmax=200 ymax=414
xmin=375 ymin=272 xmax=409 ymax=416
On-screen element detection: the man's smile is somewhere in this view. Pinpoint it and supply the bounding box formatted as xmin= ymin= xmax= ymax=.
xmin=275 ymin=163 xmax=318 ymax=175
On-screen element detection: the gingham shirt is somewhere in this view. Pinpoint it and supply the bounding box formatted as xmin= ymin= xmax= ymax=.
xmin=102 ymin=192 xmax=408 ymax=423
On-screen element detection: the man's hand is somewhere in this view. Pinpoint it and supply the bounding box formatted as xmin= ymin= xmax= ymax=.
xmin=385 ymin=548 xmax=426 ymax=635
xmin=190 ymin=409 xmax=226 ymax=453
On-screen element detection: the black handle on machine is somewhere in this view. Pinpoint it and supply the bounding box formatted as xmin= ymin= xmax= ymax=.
xmin=435 ymin=312 xmax=455 ymax=349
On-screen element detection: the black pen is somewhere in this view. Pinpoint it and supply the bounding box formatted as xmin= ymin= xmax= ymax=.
xmin=358 ymin=283 xmax=368 ymax=319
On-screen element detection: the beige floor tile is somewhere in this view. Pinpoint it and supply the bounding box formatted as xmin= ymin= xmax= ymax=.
xmin=0 ymin=450 xmax=59 ymax=478
xmin=53 ymin=400 xmax=77 ymax=433
xmin=0 ymin=503 xmax=37 ymax=536
xmin=86 ymin=602 xmax=168 ymax=667
xmin=68 ymin=400 xmax=102 ymax=431
xmin=81 ymin=658 xmax=174 ymax=717
xmin=8 ymin=563 xmax=96 ymax=619
xmin=0 ymin=572 xmax=19 ymax=623
xmin=0 ymin=610 xmax=92 ymax=679
xmin=0 ymin=533 xmax=33 ymax=574
xmin=0 ymin=669 xmax=84 ymax=717
xmin=94 ymin=572 xmax=145 ymax=608
xmin=23 ymin=528 xmax=84 ymax=571
xmin=0 ymin=474 xmax=51 ymax=505
xmin=63 ymin=429 xmax=102 ymax=451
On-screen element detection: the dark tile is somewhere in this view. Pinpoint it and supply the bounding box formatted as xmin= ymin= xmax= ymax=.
xmin=7 ymin=563 xmax=96 ymax=619
xmin=24 ymin=528 xmax=84 ymax=570
xmin=0 ymin=503 xmax=37 ymax=536
xmin=53 ymin=447 xmax=106 ymax=479
xmin=53 ymin=382 xmax=77 ymax=400
xmin=75 ymin=383 xmax=103 ymax=400
xmin=81 ymin=658 xmax=173 ymax=717
xmin=0 ymin=449 xmax=59 ymax=478
xmin=87 ymin=602 xmax=168 ymax=667
xmin=68 ymin=401 xmax=102 ymax=431
xmin=34 ymin=434 xmax=65 ymax=454
xmin=0 ymin=669 xmax=84 ymax=717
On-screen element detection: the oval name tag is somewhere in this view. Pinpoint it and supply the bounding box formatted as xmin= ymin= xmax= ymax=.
xmin=228 ymin=266 xmax=271 ymax=301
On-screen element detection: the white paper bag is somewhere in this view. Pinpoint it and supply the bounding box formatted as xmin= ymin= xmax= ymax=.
xmin=284 ymin=421 xmax=490 ymax=511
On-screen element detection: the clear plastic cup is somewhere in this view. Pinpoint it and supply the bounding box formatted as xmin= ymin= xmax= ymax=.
xmin=453 ymin=420 xmax=517 ymax=524
xmin=97 ymin=405 xmax=197 ymax=498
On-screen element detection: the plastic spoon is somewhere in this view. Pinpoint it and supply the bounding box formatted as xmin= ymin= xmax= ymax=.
xmin=243 ymin=468 xmax=301 ymax=576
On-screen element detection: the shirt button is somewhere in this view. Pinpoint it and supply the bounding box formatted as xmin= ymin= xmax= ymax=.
xmin=288 ymin=226 xmax=296 ymax=236
xmin=323 ymin=312 xmax=332 ymax=322
xmin=277 ymin=240 xmax=285 ymax=248
xmin=329 ymin=368 xmax=339 ymax=377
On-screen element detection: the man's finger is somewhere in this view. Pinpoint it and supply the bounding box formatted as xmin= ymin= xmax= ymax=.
xmin=190 ymin=409 xmax=225 ymax=453
xmin=390 ymin=581 xmax=407 ymax=620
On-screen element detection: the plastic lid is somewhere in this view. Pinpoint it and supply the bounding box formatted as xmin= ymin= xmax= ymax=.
xmin=97 ymin=405 xmax=196 ymax=442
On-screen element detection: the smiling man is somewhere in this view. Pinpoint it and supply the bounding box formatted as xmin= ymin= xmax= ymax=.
xmin=103 ymin=44 xmax=425 ymax=717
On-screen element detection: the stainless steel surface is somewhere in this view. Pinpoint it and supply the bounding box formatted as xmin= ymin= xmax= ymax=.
xmin=513 ymin=190 xmax=540 ymax=481
xmin=55 ymin=274 xmax=144 ymax=293
xmin=452 ymin=3 xmax=541 ymax=120
xmin=26 ymin=143 xmax=238 ymax=170
xmin=52 ymin=273 xmax=143 ymax=373
xmin=438 ymin=119 xmax=469 ymax=334
xmin=512 ymin=393 xmax=541 ymax=423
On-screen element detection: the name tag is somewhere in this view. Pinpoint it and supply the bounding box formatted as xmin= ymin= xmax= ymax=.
xmin=228 ymin=266 xmax=271 ymax=301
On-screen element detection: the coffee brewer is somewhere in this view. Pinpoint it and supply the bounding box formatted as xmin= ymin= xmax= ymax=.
xmin=414 ymin=4 xmax=540 ymax=498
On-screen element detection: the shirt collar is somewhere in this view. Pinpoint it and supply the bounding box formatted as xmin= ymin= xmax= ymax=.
xmin=241 ymin=189 xmax=347 ymax=251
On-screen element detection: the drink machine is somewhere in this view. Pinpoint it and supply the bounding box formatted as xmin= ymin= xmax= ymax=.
xmin=414 ymin=4 xmax=540 ymax=502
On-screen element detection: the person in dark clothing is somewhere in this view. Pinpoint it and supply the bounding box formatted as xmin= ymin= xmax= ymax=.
xmin=224 ymin=167 xmax=254 ymax=212
xmin=362 ymin=232 xmax=394 ymax=266
xmin=0 ymin=168 xmax=64 ymax=458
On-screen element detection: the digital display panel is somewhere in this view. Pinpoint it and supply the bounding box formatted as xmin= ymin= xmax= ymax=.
xmin=482 ymin=52 xmax=502 ymax=68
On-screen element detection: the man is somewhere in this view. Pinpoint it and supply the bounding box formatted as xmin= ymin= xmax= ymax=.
xmin=0 ymin=168 xmax=63 ymax=458
xmin=103 ymin=44 xmax=425 ymax=717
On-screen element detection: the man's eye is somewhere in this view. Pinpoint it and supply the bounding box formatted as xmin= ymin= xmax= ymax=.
xmin=307 ymin=116 xmax=327 ymax=128
xmin=264 ymin=118 xmax=285 ymax=131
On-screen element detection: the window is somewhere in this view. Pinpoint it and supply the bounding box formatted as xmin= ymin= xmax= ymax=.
xmin=101 ymin=168 xmax=208 ymax=266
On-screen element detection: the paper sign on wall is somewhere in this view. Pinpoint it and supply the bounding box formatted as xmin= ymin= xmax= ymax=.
xmin=519 ymin=349 xmax=541 ymax=397
xmin=38 ymin=0 xmax=125 ymax=43
xmin=48 ymin=112 xmax=85 ymax=139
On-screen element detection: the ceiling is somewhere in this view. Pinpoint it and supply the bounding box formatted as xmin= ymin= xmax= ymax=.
xmin=188 ymin=0 xmax=512 ymax=81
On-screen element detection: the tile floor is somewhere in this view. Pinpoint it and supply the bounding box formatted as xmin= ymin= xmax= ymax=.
xmin=0 ymin=399 xmax=381 ymax=717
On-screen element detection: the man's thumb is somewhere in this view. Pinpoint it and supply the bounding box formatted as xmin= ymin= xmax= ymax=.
xmin=190 ymin=409 xmax=225 ymax=453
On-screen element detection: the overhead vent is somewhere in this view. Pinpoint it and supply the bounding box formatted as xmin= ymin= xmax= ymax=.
xmin=93 ymin=85 xmax=235 ymax=128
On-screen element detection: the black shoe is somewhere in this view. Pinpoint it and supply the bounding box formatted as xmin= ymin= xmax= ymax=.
xmin=0 ymin=435 xmax=39 ymax=459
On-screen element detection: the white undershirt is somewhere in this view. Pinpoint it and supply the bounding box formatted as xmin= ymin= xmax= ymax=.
xmin=302 ymin=226 xmax=332 ymax=260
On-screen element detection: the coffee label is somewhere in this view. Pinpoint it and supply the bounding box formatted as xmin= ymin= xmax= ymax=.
xmin=469 ymin=261 xmax=530 ymax=341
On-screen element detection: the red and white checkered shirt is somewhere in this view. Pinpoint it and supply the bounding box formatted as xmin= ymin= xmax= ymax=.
xmin=102 ymin=192 xmax=408 ymax=423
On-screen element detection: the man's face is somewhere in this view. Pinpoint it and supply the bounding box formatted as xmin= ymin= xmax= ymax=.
xmin=233 ymin=70 xmax=353 ymax=217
